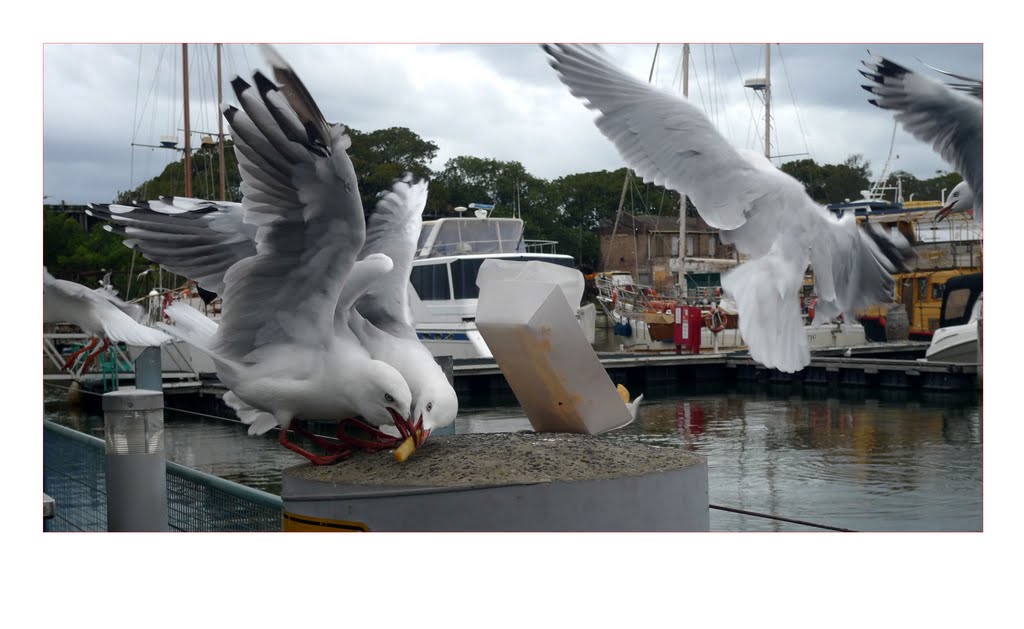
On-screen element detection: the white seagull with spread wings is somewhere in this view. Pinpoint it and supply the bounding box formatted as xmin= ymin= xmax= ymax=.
xmin=543 ymin=44 xmax=913 ymax=373
xmin=90 ymin=174 xmax=459 ymax=446
xmin=141 ymin=46 xmax=423 ymax=465
xmin=44 ymin=268 xmax=170 ymax=374
xmin=860 ymin=55 xmax=982 ymax=225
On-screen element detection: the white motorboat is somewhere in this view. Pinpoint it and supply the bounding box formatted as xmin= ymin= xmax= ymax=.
xmin=409 ymin=208 xmax=596 ymax=359
xmin=925 ymin=273 xmax=982 ymax=364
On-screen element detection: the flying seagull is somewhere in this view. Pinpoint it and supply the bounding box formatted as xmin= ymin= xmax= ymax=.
xmin=44 ymin=267 xmax=170 ymax=374
xmin=543 ymin=44 xmax=913 ymax=373
xmin=860 ymin=54 xmax=982 ymax=225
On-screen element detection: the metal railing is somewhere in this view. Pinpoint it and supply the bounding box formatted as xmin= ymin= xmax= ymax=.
xmin=43 ymin=333 xmax=203 ymax=385
xmin=43 ymin=421 xmax=282 ymax=532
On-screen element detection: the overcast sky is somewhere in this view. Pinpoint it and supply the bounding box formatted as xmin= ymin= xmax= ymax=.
xmin=42 ymin=41 xmax=981 ymax=206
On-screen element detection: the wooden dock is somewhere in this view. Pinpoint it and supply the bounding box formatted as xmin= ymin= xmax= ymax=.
xmin=60 ymin=340 xmax=979 ymax=414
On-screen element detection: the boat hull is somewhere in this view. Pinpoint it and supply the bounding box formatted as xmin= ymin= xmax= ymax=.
xmin=925 ymin=322 xmax=979 ymax=364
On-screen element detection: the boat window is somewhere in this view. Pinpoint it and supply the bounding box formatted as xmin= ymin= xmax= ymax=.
xmin=917 ymin=278 xmax=928 ymax=300
xmin=497 ymin=221 xmax=526 ymax=253
xmin=416 ymin=225 xmax=433 ymax=256
xmin=430 ymin=219 xmax=524 ymax=256
xmin=409 ymin=264 xmax=450 ymax=301
xmin=942 ymin=287 xmax=971 ymax=321
xmin=932 ymin=283 xmax=944 ymax=300
xmin=451 ymin=259 xmax=486 ymax=299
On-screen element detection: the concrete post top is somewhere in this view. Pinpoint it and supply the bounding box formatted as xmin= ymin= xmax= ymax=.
xmin=286 ymin=431 xmax=706 ymax=489
xmin=102 ymin=387 xmax=163 ymax=411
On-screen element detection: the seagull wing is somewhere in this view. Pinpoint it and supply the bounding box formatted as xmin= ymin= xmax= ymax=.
xmin=91 ymin=284 xmax=147 ymax=323
xmin=87 ymin=197 xmax=256 ymax=295
xmin=543 ymin=43 xmax=779 ymax=231
xmin=916 ymin=58 xmax=983 ymax=99
xmin=352 ymin=173 xmax=428 ymax=337
xmin=861 ymin=55 xmax=982 ymax=219
xmin=213 ymin=49 xmax=366 ymax=360
xmin=44 ymin=269 xmax=170 ymax=346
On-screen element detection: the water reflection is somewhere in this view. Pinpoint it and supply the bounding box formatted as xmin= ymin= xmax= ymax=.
xmin=44 ymin=383 xmax=982 ymax=532
xmin=613 ymin=391 xmax=982 ymax=531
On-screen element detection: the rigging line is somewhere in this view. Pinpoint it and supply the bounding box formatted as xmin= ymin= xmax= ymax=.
xmin=43 ymin=381 xmax=245 ymax=425
xmin=775 ymin=44 xmax=813 ymax=162
xmin=709 ymin=503 xmax=856 ymax=532
xmin=732 ymin=44 xmax=764 ymax=155
xmin=130 ymin=46 xmax=144 ymax=195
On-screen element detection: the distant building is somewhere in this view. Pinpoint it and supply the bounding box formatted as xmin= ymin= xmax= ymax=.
xmin=598 ymin=211 xmax=737 ymax=292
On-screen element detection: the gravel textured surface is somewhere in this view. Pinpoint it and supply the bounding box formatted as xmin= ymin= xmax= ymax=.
xmin=286 ymin=431 xmax=705 ymax=488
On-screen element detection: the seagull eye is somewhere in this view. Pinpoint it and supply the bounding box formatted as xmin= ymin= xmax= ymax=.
xmin=426 ymin=402 xmax=433 ymax=412
xmin=385 ymin=393 xmax=394 ymax=403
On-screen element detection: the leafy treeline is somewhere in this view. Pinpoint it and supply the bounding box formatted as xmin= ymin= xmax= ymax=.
xmin=46 ymin=125 xmax=962 ymax=298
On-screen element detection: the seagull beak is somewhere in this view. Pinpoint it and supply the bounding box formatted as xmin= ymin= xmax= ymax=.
xmin=936 ymin=200 xmax=960 ymax=222
xmin=414 ymin=414 xmax=431 ymax=447
xmin=387 ymin=409 xmax=429 ymax=446
xmin=388 ymin=407 xmax=412 ymax=439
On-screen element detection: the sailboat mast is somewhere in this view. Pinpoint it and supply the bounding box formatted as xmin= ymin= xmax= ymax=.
xmin=216 ymin=43 xmax=227 ymax=201
xmin=677 ymin=43 xmax=690 ymax=293
xmin=182 ymin=44 xmax=193 ymax=197
xmin=764 ymin=43 xmax=772 ymax=160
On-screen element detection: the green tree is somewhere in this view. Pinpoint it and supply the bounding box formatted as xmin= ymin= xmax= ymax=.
xmin=348 ymin=126 xmax=439 ymax=208
xmin=779 ymin=154 xmax=873 ymax=203
xmin=116 ymin=141 xmax=242 ymax=204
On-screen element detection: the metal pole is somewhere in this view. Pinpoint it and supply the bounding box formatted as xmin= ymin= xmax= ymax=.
xmin=764 ymin=43 xmax=772 ymax=160
xmin=216 ymin=43 xmax=227 ymax=202
xmin=103 ymin=388 xmax=168 ymax=531
xmin=677 ymin=43 xmax=690 ymax=295
xmin=182 ymin=43 xmax=192 ymax=198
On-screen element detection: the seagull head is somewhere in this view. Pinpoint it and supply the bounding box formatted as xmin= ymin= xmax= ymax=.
xmin=412 ymin=381 xmax=460 ymax=444
xmin=361 ymin=361 xmax=417 ymax=444
xmin=936 ymin=181 xmax=974 ymax=222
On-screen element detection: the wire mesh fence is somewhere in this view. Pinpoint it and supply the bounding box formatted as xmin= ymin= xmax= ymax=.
xmin=43 ymin=421 xmax=282 ymax=532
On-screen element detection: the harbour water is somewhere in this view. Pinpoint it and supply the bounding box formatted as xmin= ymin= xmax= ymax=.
xmin=43 ymin=382 xmax=982 ymax=532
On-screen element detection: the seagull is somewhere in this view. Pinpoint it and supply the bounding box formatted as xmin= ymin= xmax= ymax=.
xmin=89 ymin=174 xmax=459 ymax=447
xmin=44 ymin=267 xmax=170 ymax=374
xmin=149 ymin=45 xmax=418 ymax=465
xmin=348 ymin=173 xmax=459 ymax=441
xmin=860 ymin=55 xmax=982 ymax=225
xmin=543 ymin=44 xmax=913 ymax=373
xmin=935 ymin=180 xmax=975 ymax=223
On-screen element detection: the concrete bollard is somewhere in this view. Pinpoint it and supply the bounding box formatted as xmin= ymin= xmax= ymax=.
xmin=103 ymin=387 xmax=168 ymax=531
xmin=134 ymin=345 xmax=163 ymax=392
xmin=431 ymin=355 xmax=456 ymax=437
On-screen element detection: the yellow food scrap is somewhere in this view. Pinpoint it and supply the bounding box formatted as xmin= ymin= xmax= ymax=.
xmin=616 ymin=384 xmax=630 ymax=404
xmin=394 ymin=436 xmax=417 ymax=463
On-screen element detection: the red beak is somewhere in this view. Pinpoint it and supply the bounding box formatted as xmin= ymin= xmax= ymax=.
xmin=935 ymin=201 xmax=967 ymax=222
xmin=388 ymin=408 xmax=429 ymax=446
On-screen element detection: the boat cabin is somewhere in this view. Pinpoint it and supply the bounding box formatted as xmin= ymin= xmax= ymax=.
xmin=411 ymin=216 xmax=574 ymax=303
xmin=938 ymin=272 xmax=982 ymax=328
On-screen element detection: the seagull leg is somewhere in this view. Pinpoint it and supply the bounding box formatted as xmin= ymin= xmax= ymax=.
xmin=80 ymin=339 xmax=110 ymax=374
xmin=334 ymin=417 xmax=401 ymax=452
xmin=63 ymin=337 xmax=98 ymax=371
xmin=277 ymin=420 xmax=352 ymax=466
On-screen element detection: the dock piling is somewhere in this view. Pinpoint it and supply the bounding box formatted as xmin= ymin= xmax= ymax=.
xmin=102 ymin=387 xmax=168 ymax=531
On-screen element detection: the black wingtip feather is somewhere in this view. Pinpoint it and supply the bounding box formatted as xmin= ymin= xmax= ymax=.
xmin=862 ymin=222 xmax=915 ymax=274
xmin=253 ymin=71 xmax=278 ymax=96
xmin=230 ymin=76 xmax=251 ymax=97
